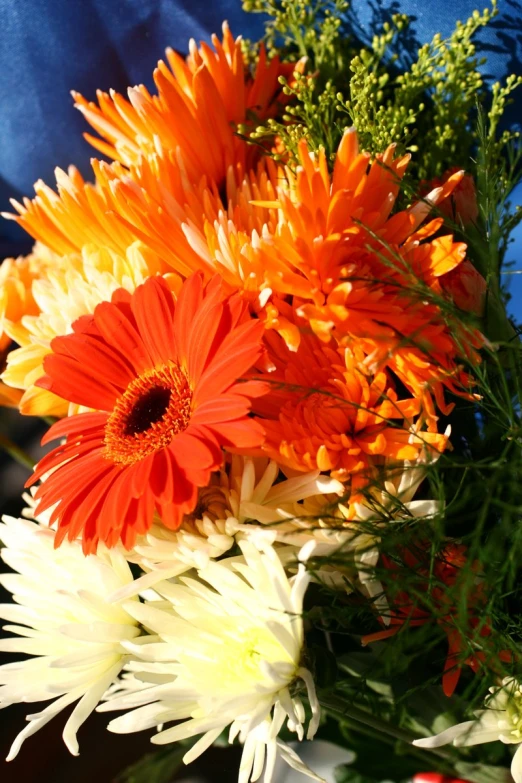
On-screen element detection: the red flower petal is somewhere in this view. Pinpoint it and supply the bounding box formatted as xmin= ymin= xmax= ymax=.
xmin=131 ymin=276 xmax=178 ymax=365
xmin=40 ymin=411 xmax=107 ymax=446
xmin=206 ymin=419 xmax=266 ymax=448
xmin=49 ymin=330 xmax=135 ymax=391
xmin=195 ymin=319 xmax=265 ymax=404
xmin=173 ymin=271 xmax=205 ymax=367
xmin=413 ymin=775 xmax=472 ymax=783
xmin=93 ymin=298 xmax=153 ymax=374
xmin=38 ymin=353 xmax=122 ymax=411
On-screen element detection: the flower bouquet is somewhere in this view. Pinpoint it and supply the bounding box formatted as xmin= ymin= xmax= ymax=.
xmin=0 ymin=1 xmax=521 ymax=781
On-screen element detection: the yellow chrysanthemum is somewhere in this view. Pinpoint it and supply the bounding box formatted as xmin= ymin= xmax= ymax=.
xmin=0 ymin=245 xmax=60 ymax=407
xmin=0 ymin=244 xmax=56 ymax=348
xmin=2 ymin=242 xmax=170 ymax=416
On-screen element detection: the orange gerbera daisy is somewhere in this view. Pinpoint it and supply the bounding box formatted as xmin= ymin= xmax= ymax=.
xmin=0 ymin=242 xmax=171 ymax=417
xmin=73 ymin=23 xmax=302 ymax=187
xmin=255 ymin=328 xmax=448 ymax=497
xmin=26 ymin=274 xmax=267 ymax=553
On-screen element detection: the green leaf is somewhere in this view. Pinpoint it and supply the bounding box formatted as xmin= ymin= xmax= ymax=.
xmin=0 ymin=433 xmax=34 ymax=470
xmin=335 ymin=761 xmax=410 ymax=783
xmin=337 ymin=651 xmax=393 ymax=699
xmin=332 ymin=725 xmax=422 ymax=782
xmin=309 ymin=644 xmax=339 ymax=688
xmin=454 ymin=761 xmax=513 ymax=783
xmin=115 ymin=746 xmax=187 ymax=783
xmin=334 ymin=767 xmax=378 ymax=783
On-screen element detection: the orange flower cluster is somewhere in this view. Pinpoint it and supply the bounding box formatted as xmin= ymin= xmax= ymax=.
xmin=0 ymin=24 xmax=486 ymax=551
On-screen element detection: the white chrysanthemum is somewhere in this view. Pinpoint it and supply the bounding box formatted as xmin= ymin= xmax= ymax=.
xmin=347 ymin=460 xmax=441 ymax=609
xmin=100 ymin=539 xmax=323 ymax=783
xmin=0 ymin=515 xmax=141 ymax=760
xmin=237 ymin=460 xmax=441 ymax=619
xmin=413 ymin=677 xmax=522 ymax=783
xmin=115 ymin=455 xmax=340 ymax=600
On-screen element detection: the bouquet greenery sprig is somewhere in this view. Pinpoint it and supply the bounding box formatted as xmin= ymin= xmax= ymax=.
xmin=0 ymin=2 xmax=521 ymax=782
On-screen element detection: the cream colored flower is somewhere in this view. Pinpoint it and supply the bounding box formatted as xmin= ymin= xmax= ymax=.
xmin=114 ymin=454 xmax=339 ymax=600
xmin=0 ymin=515 xmax=141 ymax=759
xmin=349 ymin=460 xmax=442 ymax=610
xmin=238 ymin=460 xmax=441 ymax=618
xmin=1 ymin=241 xmax=166 ymax=416
xmin=413 ymin=677 xmax=522 ymax=783
xmin=101 ymin=539 xmax=323 ymax=783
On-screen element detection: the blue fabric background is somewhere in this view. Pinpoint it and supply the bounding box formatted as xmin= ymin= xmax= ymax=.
xmin=0 ymin=0 xmax=520 ymax=313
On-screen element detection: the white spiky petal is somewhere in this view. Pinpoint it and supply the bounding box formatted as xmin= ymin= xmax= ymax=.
xmin=413 ymin=677 xmax=522 ymax=783
xmin=0 ymin=515 xmax=141 ymax=760
xmin=116 ymin=455 xmax=337 ymax=601
xmin=236 ymin=459 xmax=441 ymax=621
xmin=100 ymin=539 xmax=323 ymax=783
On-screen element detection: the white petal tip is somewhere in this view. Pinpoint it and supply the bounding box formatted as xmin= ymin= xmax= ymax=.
xmin=298 ymin=540 xmax=317 ymax=562
xmin=412 ymin=738 xmax=434 ymax=748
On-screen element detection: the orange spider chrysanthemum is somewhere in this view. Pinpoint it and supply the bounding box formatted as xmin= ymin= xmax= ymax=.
xmin=3 ymin=161 xmax=171 ymax=267
xmin=3 ymin=122 xmax=485 ymax=423
xmin=0 ymin=256 xmax=38 ymax=354
xmin=100 ymin=152 xmax=286 ymax=286
xmin=26 ymin=274 xmax=268 ymax=553
xmin=253 ymin=130 xmax=484 ymax=412
xmin=0 ymin=245 xmax=61 ymax=409
xmin=422 ymin=166 xmax=479 ymax=228
xmin=4 ymin=149 xmax=283 ymax=293
xmin=255 ymin=330 xmax=448 ymax=496
xmin=2 ymin=25 xmax=303 ymax=306
xmin=73 ymin=23 xmax=302 ymax=187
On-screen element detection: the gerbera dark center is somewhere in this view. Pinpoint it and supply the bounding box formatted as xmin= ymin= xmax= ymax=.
xmin=103 ymin=362 xmax=193 ymax=466
xmin=124 ymin=386 xmax=171 ymax=436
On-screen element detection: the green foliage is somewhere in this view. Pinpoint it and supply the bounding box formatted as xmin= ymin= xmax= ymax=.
xmin=248 ymin=71 xmax=343 ymax=165
xmin=242 ymin=0 xmax=351 ymax=66
xmin=0 ymin=432 xmax=34 ymax=469
xmin=243 ymin=0 xmax=521 ymax=195
xmin=242 ymin=0 xmax=357 ymax=163
xmin=454 ymin=762 xmax=513 ymax=783
xmin=334 ymin=731 xmax=418 ymax=783
xmin=473 ymin=99 xmax=522 ymax=294
xmin=340 ymin=4 xmax=496 ymax=173
xmin=339 ymin=13 xmax=419 ymax=154
xmin=115 ymin=746 xmax=187 ymax=783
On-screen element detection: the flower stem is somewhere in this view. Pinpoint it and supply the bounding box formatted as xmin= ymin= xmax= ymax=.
xmin=0 ymin=434 xmax=34 ymax=470
xmin=319 ymin=692 xmax=458 ymax=767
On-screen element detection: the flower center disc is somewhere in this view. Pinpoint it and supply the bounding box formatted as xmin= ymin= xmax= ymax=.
xmin=104 ymin=362 xmax=193 ymax=465
xmin=124 ymin=387 xmax=171 ymax=435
